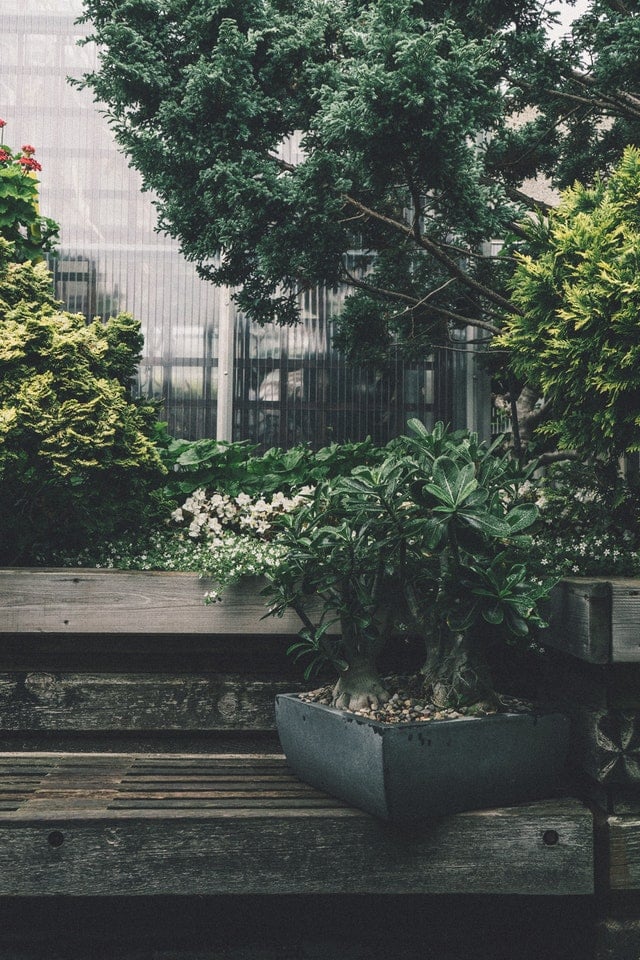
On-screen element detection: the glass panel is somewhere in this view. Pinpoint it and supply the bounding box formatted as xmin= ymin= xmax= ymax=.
xmin=4 ymin=1 xmax=218 ymax=439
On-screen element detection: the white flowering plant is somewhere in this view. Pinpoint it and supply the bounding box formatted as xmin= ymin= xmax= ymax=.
xmin=49 ymin=486 xmax=315 ymax=600
xmin=166 ymin=486 xmax=314 ymax=600
xmin=170 ymin=487 xmax=315 ymax=542
xmin=506 ymin=460 xmax=640 ymax=578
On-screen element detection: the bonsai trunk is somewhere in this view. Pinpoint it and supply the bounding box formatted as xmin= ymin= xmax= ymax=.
xmin=332 ymin=654 xmax=390 ymax=710
xmin=420 ymin=630 xmax=496 ymax=711
xmin=330 ymin=612 xmax=390 ymax=711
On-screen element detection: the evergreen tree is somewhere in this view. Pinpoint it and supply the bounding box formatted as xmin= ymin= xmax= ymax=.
xmin=77 ymin=0 xmax=640 ymax=455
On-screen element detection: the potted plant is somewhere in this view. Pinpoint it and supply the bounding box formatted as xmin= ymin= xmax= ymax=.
xmin=267 ymin=421 xmax=569 ymax=821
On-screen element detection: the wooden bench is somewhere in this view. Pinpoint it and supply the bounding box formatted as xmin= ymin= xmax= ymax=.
xmin=0 ymin=568 xmax=595 ymax=954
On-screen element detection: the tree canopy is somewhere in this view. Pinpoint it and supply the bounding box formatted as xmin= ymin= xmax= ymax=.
xmin=77 ymin=0 xmax=640 ymax=454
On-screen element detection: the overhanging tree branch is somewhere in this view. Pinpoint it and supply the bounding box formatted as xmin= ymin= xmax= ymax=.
xmin=343 ymin=195 xmax=521 ymax=317
xmin=341 ymin=270 xmax=501 ymax=335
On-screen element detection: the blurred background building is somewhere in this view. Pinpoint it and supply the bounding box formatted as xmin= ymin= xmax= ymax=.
xmin=1 ymin=0 xmax=490 ymax=448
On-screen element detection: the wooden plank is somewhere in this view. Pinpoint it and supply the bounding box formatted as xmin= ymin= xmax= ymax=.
xmin=611 ymin=580 xmax=640 ymax=663
xmin=541 ymin=579 xmax=612 ymax=663
xmin=608 ymin=815 xmax=640 ymax=891
xmin=0 ymin=752 xmax=594 ymax=896
xmin=0 ymin=569 xmax=310 ymax=635
xmin=0 ymin=673 xmax=304 ymax=731
xmin=0 ymin=798 xmax=593 ymax=896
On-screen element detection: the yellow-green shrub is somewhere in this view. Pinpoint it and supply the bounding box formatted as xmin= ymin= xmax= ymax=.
xmin=0 ymin=239 xmax=165 ymax=563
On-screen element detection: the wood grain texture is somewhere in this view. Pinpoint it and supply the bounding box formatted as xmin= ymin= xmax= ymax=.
xmin=0 ymin=753 xmax=593 ymax=896
xmin=541 ymin=579 xmax=612 ymax=664
xmin=541 ymin=577 xmax=640 ymax=664
xmin=0 ymin=570 xmax=310 ymax=635
xmin=611 ymin=581 xmax=640 ymax=663
xmin=0 ymin=673 xmax=306 ymax=731
xmin=608 ymin=815 xmax=640 ymax=891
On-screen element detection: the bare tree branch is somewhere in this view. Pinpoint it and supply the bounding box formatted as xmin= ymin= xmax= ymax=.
xmin=343 ymin=195 xmax=521 ymax=316
xmin=505 ymin=187 xmax=555 ymax=217
xmin=341 ymin=270 xmax=502 ymax=335
xmin=569 ymin=69 xmax=640 ymax=113
xmin=537 ymin=449 xmax=581 ymax=465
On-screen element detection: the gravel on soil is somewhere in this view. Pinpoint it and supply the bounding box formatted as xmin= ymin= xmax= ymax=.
xmin=297 ymin=674 xmax=535 ymax=724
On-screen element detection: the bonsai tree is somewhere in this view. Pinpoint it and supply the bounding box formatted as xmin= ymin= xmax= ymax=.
xmin=266 ymin=421 xmax=550 ymax=711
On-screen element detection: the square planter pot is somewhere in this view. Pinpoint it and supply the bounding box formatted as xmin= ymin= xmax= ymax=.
xmin=275 ymin=693 xmax=570 ymax=821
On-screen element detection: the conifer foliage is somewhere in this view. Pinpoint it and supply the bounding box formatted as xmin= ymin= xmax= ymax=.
xmin=499 ymin=147 xmax=640 ymax=458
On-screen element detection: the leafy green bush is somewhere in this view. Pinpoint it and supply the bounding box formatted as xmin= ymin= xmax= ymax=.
xmin=513 ymin=460 xmax=640 ymax=578
xmin=162 ymin=435 xmax=386 ymax=498
xmin=498 ymin=147 xmax=640 ymax=459
xmin=0 ymin=239 xmax=166 ymax=563
xmin=0 ymin=123 xmax=59 ymax=262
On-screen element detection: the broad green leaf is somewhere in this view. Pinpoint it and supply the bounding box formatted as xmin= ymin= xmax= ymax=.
xmin=426 ymin=456 xmax=478 ymax=507
xmin=482 ymin=606 xmax=505 ymax=625
xmin=460 ymin=510 xmax=512 ymax=538
xmin=505 ymin=503 xmax=538 ymax=533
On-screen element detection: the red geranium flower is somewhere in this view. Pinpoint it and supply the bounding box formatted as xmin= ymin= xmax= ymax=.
xmin=21 ymin=144 xmax=36 ymax=156
xmin=0 ymin=150 xmax=9 ymax=163
xmin=18 ymin=156 xmax=42 ymax=172
xmin=0 ymin=120 xmax=6 ymax=129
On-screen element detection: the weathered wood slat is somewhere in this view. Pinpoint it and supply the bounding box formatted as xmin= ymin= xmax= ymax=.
xmin=0 ymin=809 xmax=593 ymax=895
xmin=109 ymin=797 xmax=344 ymax=809
xmin=608 ymin=815 xmax=640 ymax=890
xmin=117 ymin=781 xmax=319 ymax=791
xmin=0 ymin=673 xmax=305 ymax=731
xmin=542 ymin=579 xmax=612 ymax=663
xmin=115 ymin=788 xmax=313 ymax=799
xmin=0 ymin=569 xmax=313 ymax=636
xmin=611 ymin=581 xmax=640 ymax=663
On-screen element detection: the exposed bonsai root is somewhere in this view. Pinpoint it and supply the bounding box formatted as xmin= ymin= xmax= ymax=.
xmin=332 ymin=660 xmax=390 ymax=711
xmin=421 ymin=631 xmax=496 ymax=711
